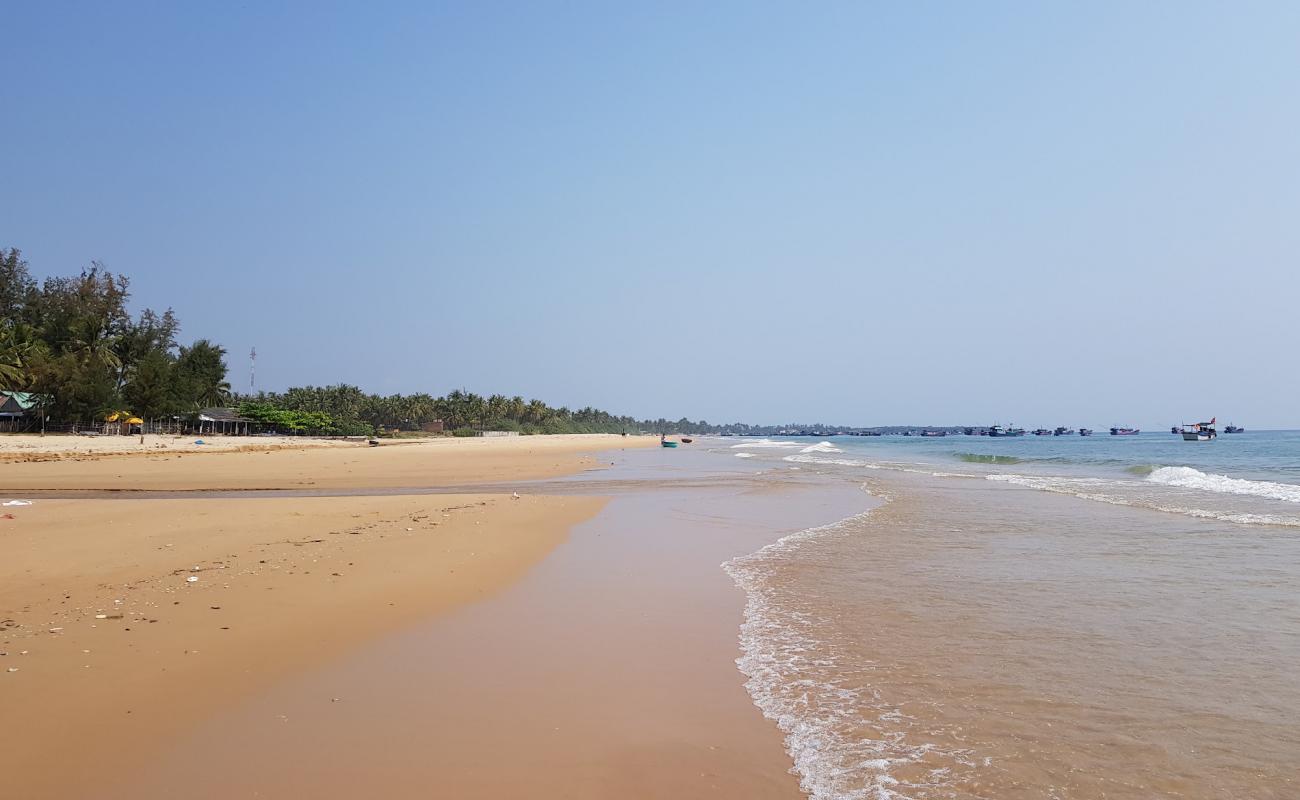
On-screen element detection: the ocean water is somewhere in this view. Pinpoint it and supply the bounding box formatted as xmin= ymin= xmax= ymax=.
xmin=720 ymin=432 xmax=1300 ymax=799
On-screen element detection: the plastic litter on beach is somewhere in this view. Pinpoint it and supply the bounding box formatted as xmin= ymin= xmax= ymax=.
xmin=186 ymin=576 xmax=199 ymax=583
xmin=2 ymin=500 xmax=33 ymax=507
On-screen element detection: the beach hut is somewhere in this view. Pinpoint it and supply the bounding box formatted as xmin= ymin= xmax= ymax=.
xmin=195 ymin=407 xmax=255 ymax=436
xmin=0 ymin=391 xmax=41 ymax=431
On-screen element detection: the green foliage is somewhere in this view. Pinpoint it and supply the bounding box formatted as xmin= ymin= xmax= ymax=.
xmin=0 ymin=247 xmax=232 ymax=423
xmin=451 ymin=427 xmax=478 ymax=437
xmin=2 ymin=243 xmax=735 ymax=435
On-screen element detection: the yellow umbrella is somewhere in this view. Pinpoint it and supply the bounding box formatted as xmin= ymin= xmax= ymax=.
xmin=106 ymin=412 xmax=121 ymax=422
xmin=126 ymin=417 xmax=144 ymax=425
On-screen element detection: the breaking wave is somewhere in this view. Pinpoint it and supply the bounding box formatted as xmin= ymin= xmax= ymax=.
xmin=987 ymin=473 xmax=1300 ymax=527
xmin=731 ymin=439 xmax=804 ymax=450
xmin=1146 ymin=466 xmax=1300 ymax=503
xmin=800 ymin=441 xmax=844 ymax=454
xmin=954 ymin=452 xmax=1023 ymax=465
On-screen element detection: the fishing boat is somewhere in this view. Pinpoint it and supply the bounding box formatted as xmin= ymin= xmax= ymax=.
xmin=1053 ymin=427 xmax=1074 ymax=436
xmin=1170 ymin=426 xmax=1181 ymax=434
xmin=1110 ymin=427 xmax=1140 ymax=436
xmin=1224 ymin=424 xmax=1245 ymax=434
xmin=920 ymin=430 xmax=947 ymax=437
xmin=988 ymin=425 xmax=1025 ymax=437
xmin=661 ymin=440 xmax=678 ymax=448
xmin=680 ymin=437 xmax=693 ymax=444
xmin=1180 ymin=418 xmax=1217 ymax=441
xmin=1078 ymin=428 xmax=1093 ymax=436
xmin=1032 ymin=428 xmax=1052 ymax=436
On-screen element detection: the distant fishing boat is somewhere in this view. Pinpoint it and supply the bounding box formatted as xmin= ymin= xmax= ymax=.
xmin=1171 ymin=426 xmax=1181 ymax=434
xmin=1032 ymin=428 xmax=1052 ymax=436
xmin=989 ymin=425 xmax=1025 ymax=437
xmin=1224 ymin=424 xmax=1245 ymax=433
xmin=1078 ymin=428 xmax=1093 ymax=436
xmin=1053 ymin=427 xmax=1074 ymax=436
xmin=920 ymin=430 xmax=947 ymax=437
xmin=1180 ymin=418 xmax=1217 ymax=441
xmin=1110 ymin=427 xmax=1140 ymax=436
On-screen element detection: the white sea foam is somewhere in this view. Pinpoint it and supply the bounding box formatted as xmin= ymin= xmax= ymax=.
xmin=987 ymin=473 xmax=1300 ymax=527
xmin=783 ymin=454 xmax=877 ymax=468
xmin=734 ymin=452 xmax=756 ymax=459
xmin=1147 ymin=466 xmax=1300 ymax=503
xmin=731 ymin=439 xmax=804 ymax=449
xmin=800 ymin=441 xmax=843 ymax=454
xmin=724 ymin=503 xmax=955 ymax=799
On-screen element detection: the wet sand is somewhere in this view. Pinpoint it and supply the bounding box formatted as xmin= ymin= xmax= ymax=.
xmin=93 ymin=454 xmax=875 ymax=799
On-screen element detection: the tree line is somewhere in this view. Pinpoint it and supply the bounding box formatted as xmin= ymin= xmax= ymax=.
xmin=1 ymin=247 xmax=738 ymax=436
xmin=235 ymin=386 xmax=694 ymax=436
xmin=1 ymin=248 xmax=230 ymax=422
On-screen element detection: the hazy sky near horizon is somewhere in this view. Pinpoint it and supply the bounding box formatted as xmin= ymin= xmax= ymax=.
xmin=3 ymin=2 xmax=1298 ymax=428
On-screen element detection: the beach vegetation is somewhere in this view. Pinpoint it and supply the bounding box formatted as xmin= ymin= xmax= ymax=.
xmin=0 ymin=248 xmax=229 ymax=424
xmin=2 ymin=245 xmax=740 ymax=436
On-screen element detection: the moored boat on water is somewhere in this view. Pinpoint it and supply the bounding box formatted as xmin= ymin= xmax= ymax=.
xmin=1053 ymin=427 xmax=1073 ymax=436
xmin=1225 ymin=424 xmax=1245 ymax=433
xmin=1180 ymin=418 xmax=1217 ymax=441
xmin=920 ymin=430 xmax=947 ymax=437
xmin=1110 ymin=427 xmax=1140 ymax=436
xmin=989 ymin=425 xmax=1025 ymax=437
xmin=1032 ymin=428 xmax=1052 ymax=436
xmin=1079 ymin=428 xmax=1093 ymax=436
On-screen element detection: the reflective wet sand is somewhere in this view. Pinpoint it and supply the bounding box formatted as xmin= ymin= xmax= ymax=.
xmin=98 ymin=456 xmax=872 ymax=799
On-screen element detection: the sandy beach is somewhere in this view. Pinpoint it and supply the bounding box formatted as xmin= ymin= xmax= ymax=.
xmin=0 ymin=434 xmax=665 ymax=798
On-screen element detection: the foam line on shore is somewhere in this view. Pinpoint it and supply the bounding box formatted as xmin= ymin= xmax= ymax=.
xmin=723 ymin=489 xmax=957 ymax=800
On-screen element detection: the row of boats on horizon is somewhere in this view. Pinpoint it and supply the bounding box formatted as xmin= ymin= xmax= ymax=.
xmin=750 ymin=421 xmax=1247 ymax=440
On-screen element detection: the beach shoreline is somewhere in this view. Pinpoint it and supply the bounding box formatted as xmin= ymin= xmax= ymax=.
xmin=94 ymin=447 xmax=877 ymax=799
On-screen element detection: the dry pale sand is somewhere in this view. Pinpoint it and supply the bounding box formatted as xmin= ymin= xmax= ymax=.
xmin=0 ymin=432 xmax=651 ymax=490
xmin=0 ymin=432 xmax=354 ymax=462
xmin=0 ymin=434 xmax=653 ymax=800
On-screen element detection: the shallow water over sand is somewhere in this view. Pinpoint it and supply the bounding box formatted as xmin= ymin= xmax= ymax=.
xmin=728 ymin=465 xmax=1300 ymax=799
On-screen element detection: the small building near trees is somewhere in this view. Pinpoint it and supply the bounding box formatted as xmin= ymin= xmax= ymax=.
xmin=194 ymin=407 xmax=255 ymax=436
xmin=0 ymin=391 xmax=43 ymax=431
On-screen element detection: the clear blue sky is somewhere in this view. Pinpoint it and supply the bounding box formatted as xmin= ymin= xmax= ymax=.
xmin=3 ymin=2 xmax=1298 ymax=428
